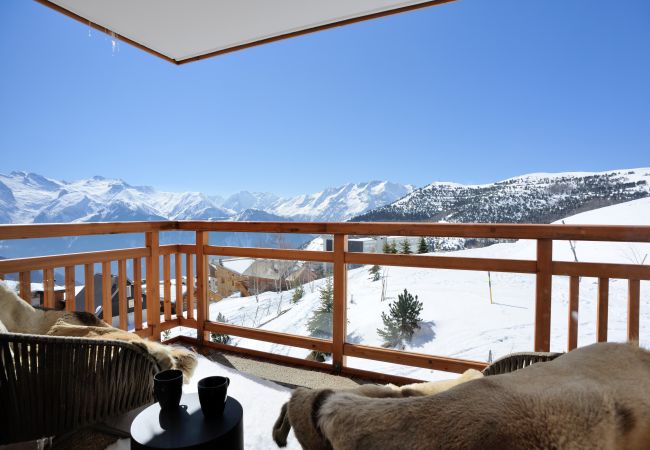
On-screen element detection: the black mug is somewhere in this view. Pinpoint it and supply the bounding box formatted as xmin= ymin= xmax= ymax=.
xmin=154 ymin=369 xmax=183 ymax=410
xmin=198 ymin=376 xmax=230 ymax=417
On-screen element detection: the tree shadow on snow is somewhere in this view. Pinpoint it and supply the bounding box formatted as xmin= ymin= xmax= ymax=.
xmin=410 ymin=321 xmax=436 ymax=347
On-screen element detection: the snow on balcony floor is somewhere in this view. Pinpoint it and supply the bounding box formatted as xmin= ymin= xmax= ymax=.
xmin=106 ymin=353 xmax=306 ymax=450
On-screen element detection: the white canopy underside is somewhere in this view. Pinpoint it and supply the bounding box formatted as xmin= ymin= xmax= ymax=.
xmin=41 ymin=0 xmax=452 ymax=64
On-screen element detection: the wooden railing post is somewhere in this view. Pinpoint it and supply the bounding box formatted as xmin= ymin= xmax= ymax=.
xmin=567 ymin=276 xmax=579 ymax=351
xmin=332 ymin=234 xmax=348 ymax=373
xmin=597 ymin=277 xmax=609 ymax=342
xmin=195 ymin=231 xmax=209 ymax=345
xmin=628 ymin=279 xmax=640 ymax=343
xmin=101 ymin=261 xmax=112 ymax=325
xmin=43 ymin=268 xmax=55 ymax=308
xmin=118 ymin=259 xmax=128 ymax=330
xmin=186 ymin=253 xmax=194 ymax=320
xmin=133 ymin=258 xmax=143 ymax=330
xmin=64 ymin=266 xmax=75 ymax=311
xmin=19 ymin=271 xmax=31 ymax=304
xmin=84 ymin=264 xmax=94 ymax=313
xmin=146 ymin=231 xmax=161 ymax=341
xmin=534 ymin=239 xmax=552 ymax=352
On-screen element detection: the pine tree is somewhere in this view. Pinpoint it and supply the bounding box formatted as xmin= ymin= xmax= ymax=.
xmin=382 ymin=241 xmax=391 ymax=253
xmin=389 ymin=241 xmax=398 ymax=254
xmin=369 ymin=265 xmax=381 ymax=281
xmin=400 ymin=238 xmax=411 ymax=254
xmin=210 ymin=312 xmax=231 ymax=345
xmin=306 ymin=277 xmax=333 ymax=339
xmin=292 ymin=284 xmax=305 ymax=303
xmin=306 ymin=277 xmax=334 ymax=361
xmin=417 ymin=237 xmax=428 ymax=254
xmin=377 ymin=289 xmax=423 ymax=348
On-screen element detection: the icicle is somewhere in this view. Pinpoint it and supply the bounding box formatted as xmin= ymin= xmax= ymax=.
xmin=110 ymin=31 xmax=119 ymax=55
xmin=87 ymin=21 xmax=92 ymax=38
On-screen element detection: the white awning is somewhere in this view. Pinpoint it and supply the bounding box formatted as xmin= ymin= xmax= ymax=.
xmin=37 ymin=0 xmax=455 ymax=64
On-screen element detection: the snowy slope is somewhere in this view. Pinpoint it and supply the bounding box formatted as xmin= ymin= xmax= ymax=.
xmin=204 ymin=198 xmax=650 ymax=380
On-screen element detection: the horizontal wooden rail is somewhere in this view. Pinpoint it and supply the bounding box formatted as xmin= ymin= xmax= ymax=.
xmin=0 ymin=248 xmax=149 ymax=273
xmin=0 ymin=221 xmax=176 ymax=239
xmin=203 ymin=245 xmax=334 ymax=263
xmin=201 ymin=339 xmax=332 ymax=371
xmin=347 ymin=252 xmax=537 ymax=273
xmin=344 ymin=343 xmax=488 ymax=373
xmin=178 ymin=221 xmax=650 ymax=242
xmin=0 ymin=221 xmax=648 ymax=242
xmin=178 ymin=244 xmax=197 ymax=254
xmin=553 ymin=261 xmax=650 ymax=280
xmin=203 ymin=320 xmax=332 ymax=353
xmin=159 ymin=244 xmax=181 ymax=256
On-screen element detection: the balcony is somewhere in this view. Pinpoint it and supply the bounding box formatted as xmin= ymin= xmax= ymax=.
xmin=1 ymin=220 xmax=649 ymax=447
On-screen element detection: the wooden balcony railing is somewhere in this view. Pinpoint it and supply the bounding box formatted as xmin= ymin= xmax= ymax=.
xmin=1 ymin=221 xmax=649 ymax=383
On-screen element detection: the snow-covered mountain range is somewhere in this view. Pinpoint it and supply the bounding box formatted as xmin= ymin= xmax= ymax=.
xmin=353 ymin=168 xmax=650 ymax=223
xmin=0 ymin=172 xmax=411 ymax=224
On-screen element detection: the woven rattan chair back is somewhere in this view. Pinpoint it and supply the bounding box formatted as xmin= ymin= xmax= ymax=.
xmin=0 ymin=332 xmax=159 ymax=444
xmin=482 ymin=351 xmax=563 ymax=377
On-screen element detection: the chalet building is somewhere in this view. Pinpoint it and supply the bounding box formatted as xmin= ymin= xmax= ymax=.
xmin=286 ymin=265 xmax=319 ymax=287
xmin=209 ymin=260 xmax=250 ymax=300
xmin=31 ymin=283 xmax=66 ymax=309
xmin=75 ymin=273 xmax=139 ymax=320
xmin=208 ymin=258 xmax=320 ymax=299
xmin=243 ymin=259 xmax=297 ymax=294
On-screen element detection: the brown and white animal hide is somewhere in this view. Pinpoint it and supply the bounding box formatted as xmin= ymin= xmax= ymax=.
xmin=272 ymin=369 xmax=483 ymax=449
xmin=0 ymin=284 xmax=197 ymax=382
xmin=280 ymin=342 xmax=650 ymax=450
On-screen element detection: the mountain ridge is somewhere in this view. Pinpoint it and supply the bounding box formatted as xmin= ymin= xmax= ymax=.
xmin=352 ymin=168 xmax=650 ymax=224
xmin=0 ymin=172 xmax=411 ymax=225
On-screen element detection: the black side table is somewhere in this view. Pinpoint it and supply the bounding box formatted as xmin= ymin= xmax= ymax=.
xmin=130 ymin=393 xmax=243 ymax=450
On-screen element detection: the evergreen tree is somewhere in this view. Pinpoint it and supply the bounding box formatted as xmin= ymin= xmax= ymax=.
xmin=292 ymin=284 xmax=305 ymax=303
xmin=368 ymin=264 xmax=381 ymax=281
xmin=377 ymin=289 xmax=423 ymax=348
xmin=306 ymin=277 xmax=334 ymax=360
xmin=417 ymin=237 xmax=429 ymax=254
xmin=400 ymin=238 xmax=412 ymax=254
xmin=210 ymin=312 xmax=231 ymax=345
xmin=306 ymin=277 xmax=334 ymax=339
xmin=382 ymin=240 xmax=391 ymax=253
xmin=389 ymin=241 xmax=398 ymax=254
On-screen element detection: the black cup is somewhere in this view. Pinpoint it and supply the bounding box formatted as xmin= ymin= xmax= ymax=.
xmin=198 ymin=376 xmax=230 ymax=418
xmin=154 ymin=369 xmax=183 ymax=410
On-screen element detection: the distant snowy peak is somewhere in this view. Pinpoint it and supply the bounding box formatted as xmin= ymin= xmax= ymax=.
xmin=0 ymin=172 xmax=231 ymax=223
xmin=269 ymin=181 xmax=413 ymax=222
xmin=0 ymin=172 xmax=409 ymax=224
xmin=355 ymin=168 xmax=650 ymax=223
xmin=222 ymin=191 xmax=280 ymax=213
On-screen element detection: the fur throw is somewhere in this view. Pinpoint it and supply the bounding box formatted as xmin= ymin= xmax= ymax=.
xmin=0 ymin=284 xmax=197 ymax=382
xmin=273 ymin=369 xmax=483 ymax=449
xmin=275 ymin=343 xmax=650 ymax=450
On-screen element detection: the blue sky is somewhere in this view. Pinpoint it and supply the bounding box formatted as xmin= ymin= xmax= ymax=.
xmin=1 ymin=0 xmax=648 ymax=197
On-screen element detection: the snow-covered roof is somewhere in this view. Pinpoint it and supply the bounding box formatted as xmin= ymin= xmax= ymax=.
xmin=220 ymin=258 xmax=255 ymax=275
xmin=39 ymin=0 xmax=454 ymax=64
xmin=243 ymin=259 xmax=296 ymax=280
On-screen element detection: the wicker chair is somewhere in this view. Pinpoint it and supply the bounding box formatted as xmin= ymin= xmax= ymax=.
xmin=482 ymin=351 xmax=563 ymax=377
xmin=0 ymin=332 xmax=160 ymax=445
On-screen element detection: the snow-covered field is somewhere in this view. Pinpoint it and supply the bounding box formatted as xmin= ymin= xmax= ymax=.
xmin=202 ymin=198 xmax=650 ymax=380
